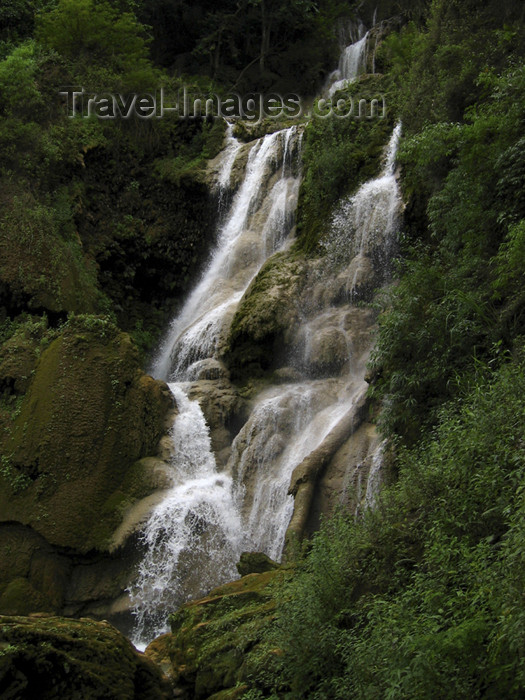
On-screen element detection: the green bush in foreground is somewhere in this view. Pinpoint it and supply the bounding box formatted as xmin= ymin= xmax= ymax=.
xmin=248 ymin=349 xmax=525 ymax=698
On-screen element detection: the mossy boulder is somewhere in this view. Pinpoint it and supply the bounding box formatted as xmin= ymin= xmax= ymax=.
xmin=147 ymin=570 xmax=286 ymax=699
xmin=236 ymin=552 xmax=280 ymax=577
xmin=0 ymin=315 xmax=173 ymax=552
xmin=0 ymin=615 xmax=171 ymax=699
xmin=78 ymin=132 xmax=220 ymax=339
xmin=226 ymin=250 xmax=306 ymax=380
xmin=0 ymin=316 xmax=58 ymax=398
xmin=0 ymin=578 xmax=54 ymax=616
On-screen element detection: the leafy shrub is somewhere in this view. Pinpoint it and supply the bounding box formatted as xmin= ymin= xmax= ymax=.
xmin=255 ymin=352 xmax=525 ymax=698
xmin=36 ymin=0 xmax=156 ymax=90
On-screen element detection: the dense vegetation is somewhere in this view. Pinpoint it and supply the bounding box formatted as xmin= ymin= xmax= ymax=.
xmin=240 ymin=0 xmax=525 ymax=697
xmin=1 ymin=0 xmax=525 ymax=697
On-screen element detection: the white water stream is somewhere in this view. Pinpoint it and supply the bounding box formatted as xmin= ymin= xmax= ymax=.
xmin=327 ymin=23 xmax=369 ymax=97
xmin=328 ymin=122 xmax=402 ymax=292
xmin=152 ymin=126 xmax=301 ymax=382
xmin=129 ymin=67 xmax=402 ymax=648
xmin=129 ymin=125 xmax=302 ymax=645
xmin=130 ymin=384 xmax=242 ymax=645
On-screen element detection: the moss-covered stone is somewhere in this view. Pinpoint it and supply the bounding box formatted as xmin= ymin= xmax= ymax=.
xmin=77 ymin=126 xmax=220 ymax=343
xmin=0 ymin=330 xmax=38 ymax=397
xmin=225 ymin=250 xmax=306 ymax=380
xmin=0 ymin=315 xmax=173 ymax=553
xmin=232 ymin=117 xmax=306 ymax=143
xmin=0 ymin=578 xmax=53 ymax=616
xmin=147 ymin=570 xmax=287 ymax=699
xmin=236 ymin=552 xmax=280 ymax=577
xmin=0 ymin=615 xmax=171 ymax=699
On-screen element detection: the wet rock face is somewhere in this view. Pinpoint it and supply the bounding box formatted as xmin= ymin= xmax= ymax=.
xmin=186 ymin=358 xmax=230 ymax=382
xmin=187 ymin=378 xmax=248 ymax=468
xmin=0 ymin=318 xmax=176 ymax=619
xmin=0 ymin=615 xmax=171 ymax=699
xmin=0 ymin=318 xmax=173 ymax=553
xmin=145 ymin=570 xmax=283 ymax=699
xmin=226 ymin=250 xmax=307 ymax=379
xmin=302 ymin=326 xmax=349 ymax=376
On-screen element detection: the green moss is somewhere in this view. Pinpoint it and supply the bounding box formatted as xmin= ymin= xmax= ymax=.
xmin=0 ymin=192 xmax=101 ymax=315
xmin=152 ymin=119 xmax=226 ymax=186
xmin=0 ymin=578 xmax=53 ymax=616
xmin=225 ymin=251 xmax=306 ymax=381
xmin=0 ymin=615 xmax=170 ymax=698
xmin=153 ymin=154 xmax=207 ymax=186
xmin=161 ymin=571 xmax=286 ymax=699
xmin=0 ymin=316 xmax=172 ymax=552
xmin=236 ymin=553 xmax=280 ymax=577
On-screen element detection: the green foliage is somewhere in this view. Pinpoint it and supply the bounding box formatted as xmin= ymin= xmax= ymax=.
xmin=0 ymin=193 xmax=101 ymax=314
xmin=64 ymin=313 xmax=118 ymax=340
xmin=0 ymin=6 xmax=223 ymax=338
xmin=139 ymin=0 xmax=341 ymax=94
xmin=248 ymin=353 xmax=525 ymax=698
xmin=493 ymin=220 xmax=525 ymax=297
xmin=297 ymin=76 xmax=393 ymax=253
xmin=394 ymin=0 xmax=525 ymax=135
xmin=0 ymin=454 xmax=31 ymax=493
xmin=375 ymin=21 xmax=423 ymax=86
xmin=0 ymin=0 xmax=54 ymax=53
xmin=0 ymin=40 xmax=44 ymax=115
xmin=36 ymin=0 xmax=157 ymax=90
xmin=370 ymin=61 xmax=525 ymax=442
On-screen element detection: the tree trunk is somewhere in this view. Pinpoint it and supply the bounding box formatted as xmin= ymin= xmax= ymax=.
xmin=260 ymin=0 xmax=271 ymax=75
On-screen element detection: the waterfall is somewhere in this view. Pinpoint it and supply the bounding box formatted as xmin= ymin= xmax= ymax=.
xmin=327 ymin=24 xmax=369 ymax=97
xmin=129 ymin=385 xmax=242 ymax=647
xmin=151 ymin=126 xmax=301 ymax=382
xmin=364 ymin=439 xmax=387 ymax=510
xmin=230 ymin=380 xmax=365 ymax=560
xmin=129 ymin=125 xmax=302 ymax=648
xmin=216 ymin=123 xmax=243 ymax=214
xmin=127 ymin=17 xmax=403 ymax=638
xmin=129 ymin=122 xmax=402 ymax=647
xmin=216 ymin=124 xmax=242 ymax=193
xmin=229 ymin=123 xmax=402 ymax=557
xmin=340 ymin=32 xmax=369 ymax=81
xmin=326 ymin=122 xmax=402 ymax=287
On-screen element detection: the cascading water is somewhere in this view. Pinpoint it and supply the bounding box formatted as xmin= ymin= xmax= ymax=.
xmin=129 ymin=125 xmax=302 ymax=647
xmin=127 ymin=6 xmax=403 ymax=642
xmin=129 ymin=120 xmax=401 ymax=647
xmin=129 ymin=121 xmax=402 ymax=647
xmin=130 ymin=385 xmax=242 ymax=646
xmin=326 ymin=122 xmax=402 ymax=291
xmin=230 ymin=122 xmax=402 ymax=555
xmin=340 ymin=32 xmax=369 ymax=81
xmin=364 ymin=439 xmax=387 ymax=510
xmin=216 ymin=123 xmax=243 ymax=213
xmin=327 ymin=22 xmax=369 ymax=97
xmin=151 ymin=126 xmax=301 ymax=382
xmin=230 ymin=380 xmax=367 ymax=560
